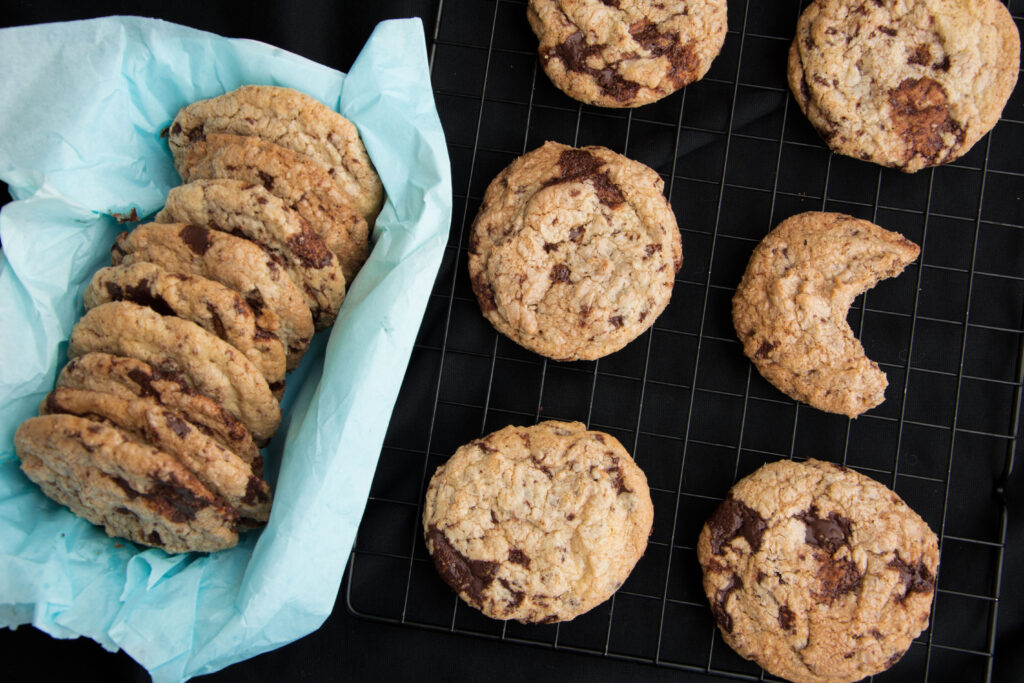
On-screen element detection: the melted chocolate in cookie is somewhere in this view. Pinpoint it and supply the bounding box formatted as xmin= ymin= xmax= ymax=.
xmin=707 ymin=496 xmax=767 ymax=554
xmin=428 ymin=525 xmax=500 ymax=604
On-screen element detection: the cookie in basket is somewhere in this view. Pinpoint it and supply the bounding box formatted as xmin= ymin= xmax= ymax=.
xmin=175 ymin=133 xmax=370 ymax=283
xmin=468 ymin=141 xmax=681 ymax=361
xmin=527 ymin=0 xmax=728 ymax=108
xmin=167 ymin=84 xmax=384 ymax=223
xmin=68 ymin=301 xmax=282 ymax=443
xmin=697 ymin=458 xmax=939 ymax=683
xmin=15 ymin=414 xmax=240 ymax=553
xmin=788 ymin=0 xmax=1020 ymax=172
xmin=732 ymin=211 xmax=920 ymax=418
xmin=423 ymin=420 xmax=653 ymax=623
xmin=155 ymin=179 xmax=346 ymax=329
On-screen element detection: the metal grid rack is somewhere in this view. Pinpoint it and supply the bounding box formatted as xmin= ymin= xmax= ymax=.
xmin=345 ymin=1 xmax=1024 ymax=680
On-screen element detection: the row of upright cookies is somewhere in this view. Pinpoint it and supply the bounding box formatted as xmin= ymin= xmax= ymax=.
xmin=14 ymin=85 xmax=382 ymax=553
xmin=423 ymin=3 xmax=1018 ymax=683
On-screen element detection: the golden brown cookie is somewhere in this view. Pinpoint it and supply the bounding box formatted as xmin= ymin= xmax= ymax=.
xmin=15 ymin=414 xmax=239 ymax=553
xmin=68 ymin=301 xmax=281 ymax=443
xmin=528 ymin=0 xmax=728 ymax=107
xmin=788 ymin=0 xmax=1020 ymax=172
xmin=423 ymin=420 xmax=653 ymax=623
xmin=732 ymin=212 xmax=920 ymax=418
xmin=175 ymin=133 xmax=370 ymax=283
xmin=468 ymin=141 xmax=682 ymax=361
xmin=155 ymin=179 xmax=347 ymax=329
xmin=167 ymin=85 xmax=384 ymax=223
xmin=697 ymin=458 xmax=939 ymax=683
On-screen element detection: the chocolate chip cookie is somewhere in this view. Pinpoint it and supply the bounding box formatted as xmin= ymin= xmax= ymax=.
xmin=175 ymin=133 xmax=370 ymax=282
xmin=111 ymin=222 xmax=313 ymax=369
xmin=167 ymin=85 xmax=384 ymax=223
xmin=68 ymin=301 xmax=281 ymax=443
xmin=155 ymin=179 xmax=346 ymax=328
xmin=468 ymin=141 xmax=681 ymax=361
xmin=697 ymin=458 xmax=939 ymax=683
xmin=41 ymin=387 xmax=272 ymax=524
xmin=732 ymin=212 xmax=920 ymax=418
xmin=527 ymin=0 xmax=728 ymax=108
xmin=84 ymin=262 xmax=287 ymax=387
xmin=788 ymin=0 xmax=1020 ymax=172
xmin=15 ymin=414 xmax=239 ymax=553
xmin=58 ymin=352 xmax=262 ymax=467
xmin=423 ymin=420 xmax=653 ymax=623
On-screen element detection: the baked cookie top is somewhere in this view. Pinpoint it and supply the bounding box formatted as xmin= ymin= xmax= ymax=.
xmin=156 ymin=179 xmax=347 ymax=328
xmin=732 ymin=212 xmax=919 ymax=418
xmin=789 ymin=0 xmax=1020 ymax=172
xmin=528 ymin=0 xmax=728 ymax=107
xmin=84 ymin=261 xmax=287 ymax=388
xmin=697 ymin=458 xmax=939 ymax=683
xmin=112 ymin=222 xmax=314 ymax=369
xmin=175 ymin=133 xmax=370 ymax=282
xmin=15 ymin=414 xmax=239 ymax=553
xmin=168 ymin=85 xmax=384 ymax=223
xmin=468 ymin=141 xmax=681 ymax=361
xmin=58 ymin=352 xmax=261 ymax=466
xmin=68 ymin=301 xmax=282 ymax=443
xmin=423 ymin=420 xmax=653 ymax=623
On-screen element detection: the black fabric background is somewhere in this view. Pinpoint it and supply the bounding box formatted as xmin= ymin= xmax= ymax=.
xmin=1 ymin=1 xmax=1022 ymax=681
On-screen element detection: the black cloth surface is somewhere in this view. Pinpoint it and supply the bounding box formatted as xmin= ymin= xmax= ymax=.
xmin=1 ymin=2 xmax=1022 ymax=681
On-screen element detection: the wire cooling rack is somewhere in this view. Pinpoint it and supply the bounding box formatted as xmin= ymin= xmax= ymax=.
xmin=345 ymin=1 xmax=1024 ymax=680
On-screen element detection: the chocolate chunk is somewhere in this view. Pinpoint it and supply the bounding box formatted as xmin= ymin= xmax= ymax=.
xmin=550 ymin=263 xmax=571 ymax=283
xmin=243 ymin=475 xmax=270 ymax=504
xmin=164 ymin=412 xmax=191 ymax=438
xmin=907 ymin=44 xmax=932 ymax=66
xmin=427 ymin=525 xmax=500 ymax=604
xmin=257 ymin=170 xmax=275 ymax=191
xmin=644 ymin=243 xmax=662 ymax=258
xmin=498 ymin=578 xmax=526 ymax=610
xmin=889 ymin=553 xmax=935 ymax=600
xmin=888 ymin=77 xmax=963 ymax=165
xmin=815 ymin=558 xmax=862 ymax=600
xmin=206 ymin=304 xmax=227 ymax=339
xmin=125 ymin=368 xmax=159 ymax=398
xmin=472 ymin=275 xmax=496 ymax=311
xmin=548 ymin=32 xmax=643 ymax=103
xmin=568 ymin=225 xmax=585 ymax=243
xmin=778 ymin=604 xmax=796 ymax=631
xmin=179 ymin=224 xmax=213 ymax=256
xmin=187 ymin=126 xmax=204 ymax=143
xmin=799 ymin=507 xmax=853 ymax=554
xmin=755 ymin=340 xmax=777 ymax=358
xmin=707 ymin=496 xmax=768 ymax=554
xmin=879 ymin=26 xmax=898 ymax=36
xmin=711 ymin=575 xmax=742 ymax=632
xmin=609 ymin=315 xmax=624 ymax=328
xmin=509 ymin=547 xmax=530 ymax=568
xmin=146 ymin=530 xmax=164 ymax=546
xmin=121 ymin=278 xmax=175 ymax=317
xmin=285 ymin=229 xmax=333 ymax=268
xmin=147 ymin=474 xmax=215 ymax=523
xmin=110 ymin=475 xmax=140 ymax=500
xmin=541 ymin=148 xmax=627 ymax=209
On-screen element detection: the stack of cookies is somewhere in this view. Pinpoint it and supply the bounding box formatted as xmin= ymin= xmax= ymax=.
xmin=14 ymin=85 xmax=382 ymax=554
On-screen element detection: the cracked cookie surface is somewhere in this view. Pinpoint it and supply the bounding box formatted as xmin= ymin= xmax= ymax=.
xmin=697 ymin=458 xmax=939 ymax=683
xmin=423 ymin=420 xmax=653 ymax=623
xmin=175 ymin=133 xmax=370 ymax=283
xmin=788 ymin=0 xmax=1019 ymax=172
xmin=528 ymin=0 xmax=727 ymax=107
xmin=68 ymin=301 xmax=281 ymax=443
xmin=85 ymin=261 xmax=287 ymax=388
xmin=168 ymin=85 xmax=383 ymax=223
xmin=732 ymin=212 xmax=919 ymax=418
xmin=112 ymin=221 xmax=313 ymax=369
xmin=15 ymin=414 xmax=239 ymax=553
xmin=156 ymin=179 xmax=346 ymax=328
xmin=469 ymin=141 xmax=681 ymax=361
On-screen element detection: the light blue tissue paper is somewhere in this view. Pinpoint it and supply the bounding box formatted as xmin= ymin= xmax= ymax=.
xmin=0 ymin=16 xmax=451 ymax=681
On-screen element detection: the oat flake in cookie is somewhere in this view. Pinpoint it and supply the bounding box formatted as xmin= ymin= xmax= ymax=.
xmin=423 ymin=420 xmax=653 ymax=623
xmin=528 ymin=0 xmax=728 ymax=108
xmin=732 ymin=212 xmax=920 ymax=418
xmin=788 ymin=0 xmax=1020 ymax=172
xmin=469 ymin=141 xmax=681 ymax=361
xmin=697 ymin=459 xmax=939 ymax=683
